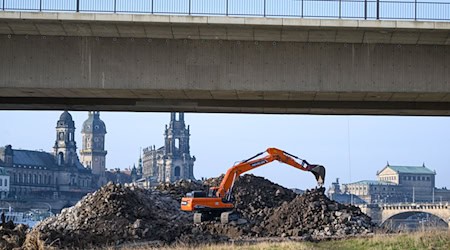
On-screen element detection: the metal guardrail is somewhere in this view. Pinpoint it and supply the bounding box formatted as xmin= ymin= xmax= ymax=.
xmin=0 ymin=0 xmax=449 ymax=21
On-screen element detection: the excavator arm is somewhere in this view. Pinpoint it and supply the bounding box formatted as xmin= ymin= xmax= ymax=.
xmin=216 ymin=147 xmax=325 ymax=200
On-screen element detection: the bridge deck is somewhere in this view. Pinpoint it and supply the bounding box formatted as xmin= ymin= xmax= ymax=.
xmin=1 ymin=12 xmax=449 ymax=45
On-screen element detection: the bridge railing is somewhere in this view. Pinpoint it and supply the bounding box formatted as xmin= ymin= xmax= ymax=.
xmin=1 ymin=0 xmax=449 ymax=21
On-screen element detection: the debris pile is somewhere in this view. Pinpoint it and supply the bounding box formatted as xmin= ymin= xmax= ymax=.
xmin=156 ymin=179 xmax=206 ymax=202
xmin=229 ymin=175 xmax=298 ymax=221
xmin=203 ymin=174 xmax=297 ymax=222
xmin=0 ymin=222 xmax=28 ymax=250
xmin=24 ymin=182 xmax=191 ymax=249
xmin=193 ymin=176 xmax=374 ymax=239
xmin=21 ymin=175 xmax=376 ymax=249
xmin=263 ymin=187 xmax=374 ymax=238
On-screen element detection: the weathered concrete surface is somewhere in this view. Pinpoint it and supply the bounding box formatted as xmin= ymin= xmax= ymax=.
xmin=1 ymin=12 xmax=450 ymax=44
xmin=0 ymin=34 xmax=449 ymax=115
xmin=0 ymin=12 xmax=449 ymax=114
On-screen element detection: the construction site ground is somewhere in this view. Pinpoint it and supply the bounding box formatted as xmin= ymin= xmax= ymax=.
xmin=2 ymin=174 xmax=382 ymax=249
xmin=117 ymin=230 xmax=450 ymax=250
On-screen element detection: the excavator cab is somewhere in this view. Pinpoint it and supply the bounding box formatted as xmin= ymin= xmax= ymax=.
xmin=208 ymin=187 xmax=219 ymax=197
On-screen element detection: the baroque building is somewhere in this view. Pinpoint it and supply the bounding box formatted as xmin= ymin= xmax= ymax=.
xmin=79 ymin=111 xmax=107 ymax=187
xmin=0 ymin=111 xmax=106 ymax=202
xmin=142 ymin=112 xmax=195 ymax=183
xmin=130 ymin=153 xmax=143 ymax=182
xmin=329 ymin=163 xmax=450 ymax=204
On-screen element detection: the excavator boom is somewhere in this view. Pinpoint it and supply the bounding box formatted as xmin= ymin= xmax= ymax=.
xmin=216 ymin=148 xmax=325 ymax=199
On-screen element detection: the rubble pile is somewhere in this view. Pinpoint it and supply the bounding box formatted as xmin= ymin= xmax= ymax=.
xmin=197 ymin=175 xmax=374 ymax=239
xmin=20 ymin=175 xmax=376 ymax=249
xmin=155 ymin=174 xmax=375 ymax=240
xmin=0 ymin=222 xmax=28 ymax=250
xmin=204 ymin=174 xmax=297 ymax=222
xmin=24 ymin=182 xmax=191 ymax=249
xmin=262 ymin=187 xmax=374 ymax=238
xmin=156 ymin=179 xmax=206 ymax=202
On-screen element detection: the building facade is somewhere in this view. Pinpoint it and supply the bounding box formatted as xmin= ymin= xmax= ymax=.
xmin=142 ymin=112 xmax=196 ymax=183
xmin=130 ymin=153 xmax=143 ymax=182
xmin=79 ymin=111 xmax=108 ymax=187
xmin=330 ymin=163 xmax=450 ymax=204
xmin=0 ymin=111 xmax=105 ymax=201
xmin=0 ymin=167 xmax=10 ymax=199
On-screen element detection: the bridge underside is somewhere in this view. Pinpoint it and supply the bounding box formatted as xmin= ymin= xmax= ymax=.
xmin=382 ymin=211 xmax=449 ymax=228
xmin=3 ymin=94 xmax=450 ymax=115
xmin=0 ymin=14 xmax=449 ymax=115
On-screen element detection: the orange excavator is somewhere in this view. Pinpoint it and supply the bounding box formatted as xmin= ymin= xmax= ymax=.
xmin=180 ymin=147 xmax=326 ymax=223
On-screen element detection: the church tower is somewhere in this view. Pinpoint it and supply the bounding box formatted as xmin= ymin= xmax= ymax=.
xmin=162 ymin=112 xmax=195 ymax=182
xmin=80 ymin=111 xmax=107 ymax=186
xmin=53 ymin=111 xmax=78 ymax=166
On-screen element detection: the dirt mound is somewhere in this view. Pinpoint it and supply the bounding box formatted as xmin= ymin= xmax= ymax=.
xmin=21 ymin=175 xmax=376 ymax=248
xmin=205 ymin=174 xmax=297 ymax=222
xmin=156 ymin=174 xmax=375 ymax=240
xmin=0 ymin=222 xmax=28 ymax=250
xmin=193 ymin=185 xmax=374 ymax=240
xmin=262 ymin=187 xmax=374 ymax=238
xmin=23 ymin=182 xmax=191 ymax=249
xmin=156 ymin=179 xmax=206 ymax=202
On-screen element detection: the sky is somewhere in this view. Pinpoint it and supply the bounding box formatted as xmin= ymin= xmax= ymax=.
xmin=1 ymin=111 xmax=449 ymax=190
xmin=2 ymin=0 xmax=449 ymax=21
xmin=0 ymin=2 xmax=449 ymax=190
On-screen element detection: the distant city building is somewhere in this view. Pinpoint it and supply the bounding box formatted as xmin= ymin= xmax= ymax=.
xmin=80 ymin=111 xmax=108 ymax=187
xmin=0 ymin=111 xmax=107 ymax=202
xmin=142 ymin=112 xmax=196 ymax=183
xmin=327 ymin=178 xmax=366 ymax=204
xmin=329 ymin=163 xmax=450 ymax=204
xmin=0 ymin=167 xmax=10 ymax=199
xmin=105 ymin=168 xmax=132 ymax=184
xmin=130 ymin=153 xmax=143 ymax=182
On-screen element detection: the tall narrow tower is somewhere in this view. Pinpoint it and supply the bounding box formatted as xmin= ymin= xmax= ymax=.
xmin=53 ymin=111 xmax=78 ymax=166
xmin=162 ymin=112 xmax=195 ymax=182
xmin=80 ymin=111 xmax=107 ymax=182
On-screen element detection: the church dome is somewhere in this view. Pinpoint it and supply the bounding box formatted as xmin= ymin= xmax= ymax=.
xmin=82 ymin=111 xmax=107 ymax=134
xmin=57 ymin=111 xmax=75 ymax=128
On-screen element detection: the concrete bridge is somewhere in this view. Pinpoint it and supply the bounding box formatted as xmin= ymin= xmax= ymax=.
xmin=0 ymin=12 xmax=449 ymax=115
xmin=358 ymin=203 xmax=450 ymax=227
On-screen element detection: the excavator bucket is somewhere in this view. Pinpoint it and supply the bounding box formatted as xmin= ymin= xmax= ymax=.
xmin=310 ymin=165 xmax=326 ymax=186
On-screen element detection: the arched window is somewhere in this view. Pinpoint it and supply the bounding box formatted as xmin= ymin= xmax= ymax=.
xmin=0 ymin=179 xmax=3 ymax=186
xmin=58 ymin=132 xmax=64 ymax=140
xmin=58 ymin=152 xmax=64 ymax=165
xmin=174 ymin=166 xmax=181 ymax=177
xmin=39 ymin=175 xmax=42 ymax=184
xmin=34 ymin=174 xmax=38 ymax=184
xmin=18 ymin=173 xmax=22 ymax=183
xmin=4 ymin=179 xmax=7 ymax=186
xmin=13 ymin=173 xmax=16 ymax=183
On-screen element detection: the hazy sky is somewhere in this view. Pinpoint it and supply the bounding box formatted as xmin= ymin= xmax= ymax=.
xmin=1 ymin=111 xmax=449 ymax=190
